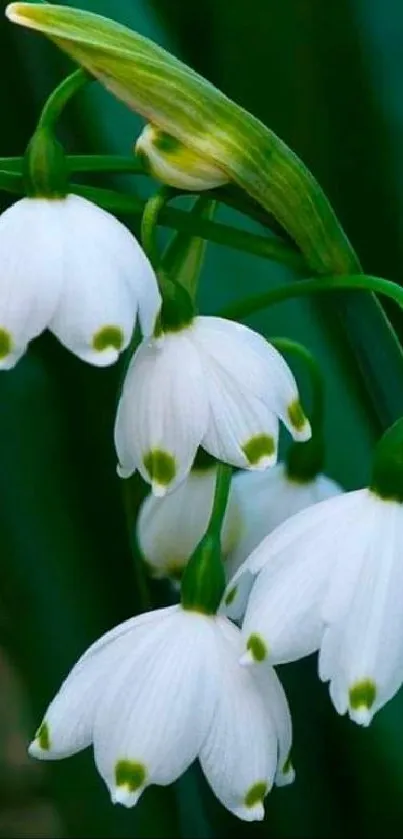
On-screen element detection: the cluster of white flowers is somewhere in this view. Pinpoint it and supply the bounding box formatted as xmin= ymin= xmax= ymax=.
xmin=12 ymin=187 xmax=402 ymax=820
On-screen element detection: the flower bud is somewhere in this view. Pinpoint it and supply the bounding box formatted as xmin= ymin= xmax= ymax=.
xmin=135 ymin=124 xmax=228 ymax=191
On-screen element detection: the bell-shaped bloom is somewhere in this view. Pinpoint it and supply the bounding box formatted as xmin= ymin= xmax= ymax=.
xmin=29 ymin=605 xmax=294 ymax=821
xmin=226 ymin=463 xmax=342 ymax=578
xmin=115 ymin=316 xmax=311 ymax=495
xmin=224 ymin=488 xmax=403 ymax=726
xmin=137 ymin=466 xmax=243 ymax=582
xmin=0 ymin=194 xmax=160 ymax=368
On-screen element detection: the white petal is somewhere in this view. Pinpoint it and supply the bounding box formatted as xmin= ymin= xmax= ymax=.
xmin=49 ymin=195 xmax=160 ymax=366
xmin=253 ymin=665 xmax=294 ymax=786
xmin=240 ymin=490 xmax=367 ymax=664
xmin=222 ymin=488 xmax=354 ymax=623
xmin=93 ymin=608 xmax=217 ymax=806
xmin=29 ymin=608 xmax=175 ymax=760
xmin=320 ymin=496 xmax=403 ymax=725
xmin=227 ymin=465 xmax=343 ymax=577
xmin=201 ymin=361 xmax=279 ymax=470
xmin=199 ymin=617 xmax=278 ymax=822
xmin=137 ymin=467 xmax=242 ymax=579
xmin=114 ymin=330 xmax=208 ymax=494
xmin=0 ymin=197 xmax=63 ymax=367
xmin=192 ymin=317 xmax=310 ymax=440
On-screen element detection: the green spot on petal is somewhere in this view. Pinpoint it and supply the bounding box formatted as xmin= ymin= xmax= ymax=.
xmin=115 ymin=760 xmax=147 ymax=792
xmin=224 ymin=585 xmax=237 ymax=606
xmin=246 ymin=633 xmax=268 ymax=662
xmin=0 ymin=328 xmax=12 ymax=359
xmin=349 ymin=679 xmax=377 ymax=711
xmin=153 ymin=130 xmax=181 ymax=154
xmin=143 ymin=449 xmax=176 ymax=488
xmin=92 ymin=325 xmax=124 ymax=353
xmin=242 ymin=434 xmax=275 ymax=466
xmin=244 ymin=781 xmax=268 ymax=808
xmin=287 ymin=399 xmax=307 ymax=432
xmin=36 ymin=721 xmax=50 ymax=751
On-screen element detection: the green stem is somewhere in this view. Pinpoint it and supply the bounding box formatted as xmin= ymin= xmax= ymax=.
xmin=37 ymin=68 xmax=91 ymax=131
xmin=208 ymin=463 xmax=233 ymax=538
xmin=269 ymin=337 xmax=325 ymax=430
xmin=140 ymin=186 xmax=181 ymax=268
xmin=222 ymin=274 xmax=403 ymax=321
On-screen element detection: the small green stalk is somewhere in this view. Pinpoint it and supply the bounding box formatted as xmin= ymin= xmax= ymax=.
xmin=141 ymin=189 xmax=195 ymax=334
xmin=24 ymin=68 xmax=90 ymax=198
xmin=181 ymin=463 xmax=232 ymax=615
xmin=370 ymin=419 xmax=403 ymax=503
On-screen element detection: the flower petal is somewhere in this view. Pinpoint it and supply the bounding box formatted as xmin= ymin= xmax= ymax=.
xmin=49 ymin=195 xmax=159 ymax=366
xmin=227 ymin=465 xmax=342 ymax=577
xmin=320 ymin=496 xmax=403 ymax=725
xmin=114 ymin=330 xmax=208 ymax=494
xmin=0 ymin=197 xmax=63 ymax=367
xmin=201 ymin=362 xmax=279 ymax=470
xmin=199 ymin=618 xmax=278 ymax=822
xmin=137 ymin=467 xmax=242 ymax=579
xmin=240 ymin=491 xmax=366 ymax=664
xmin=29 ymin=608 xmax=175 ymax=760
xmin=192 ymin=317 xmax=310 ymax=440
xmin=93 ymin=608 xmax=217 ymax=806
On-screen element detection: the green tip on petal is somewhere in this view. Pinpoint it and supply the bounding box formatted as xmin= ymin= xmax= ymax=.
xmin=287 ymin=399 xmax=309 ymax=433
xmin=224 ymin=584 xmax=237 ymax=606
xmin=282 ymin=753 xmax=293 ymax=775
xmin=246 ymin=633 xmax=268 ymax=662
xmin=115 ymin=760 xmax=147 ymax=792
xmin=0 ymin=328 xmax=12 ymax=360
xmin=92 ymin=325 xmax=124 ymax=353
xmin=242 ymin=434 xmax=276 ymax=466
xmin=244 ymin=781 xmax=268 ymax=808
xmin=349 ymin=679 xmax=376 ymax=711
xmin=143 ymin=449 xmax=177 ymax=490
xmin=36 ymin=721 xmax=50 ymax=751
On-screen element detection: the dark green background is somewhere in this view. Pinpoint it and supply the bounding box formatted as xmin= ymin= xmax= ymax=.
xmin=0 ymin=0 xmax=402 ymax=836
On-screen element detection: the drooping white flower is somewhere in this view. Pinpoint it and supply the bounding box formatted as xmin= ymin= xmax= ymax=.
xmin=135 ymin=124 xmax=229 ymax=191
xmin=29 ymin=605 xmax=294 ymax=821
xmin=226 ymin=463 xmax=343 ymax=579
xmin=0 ymin=194 xmax=160 ymax=368
xmin=137 ymin=466 xmax=243 ymax=582
xmin=224 ymin=487 xmax=403 ymax=726
xmin=115 ymin=316 xmax=311 ymax=496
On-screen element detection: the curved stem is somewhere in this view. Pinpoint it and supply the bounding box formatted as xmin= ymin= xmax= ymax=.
xmin=208 ymin=463 xmax=233 ymax=538
xmin=37 ymin=68 xmax=91 ymax=131
xmin=140 ymin=186 xmax=177 ymax=268
xmin=270 ymin=337 xmax=325 ymax=430
xmin=221 ymin=274 xmax=403 ymax=321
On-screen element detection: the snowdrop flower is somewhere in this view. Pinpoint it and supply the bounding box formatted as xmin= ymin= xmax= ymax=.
xmin=224 ymin=420 xmax=403 ymax=725
xmin=29 ymin=605 xmax=294 ymax=821
xmin=137 ymin=466 xmax=243 ymax=582
xmin=226 ymin=462 xmax=343 ymax=578
xmin=115 ymin=316 xmax=311 ymax=496
xmin=0 ymin=195 xmax=160 ymax=368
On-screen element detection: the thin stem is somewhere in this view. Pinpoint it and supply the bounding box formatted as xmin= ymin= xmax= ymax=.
xmin=140 ymin=187 xmax=176 ymax=268
xmin=269 ymin=337 xmax=325 ymax=430
xmin=37 ymin=69 xmax=91 ymax=131
xmin=207 ymin=463 xmax=233 ymax=538
xmin=221 ymin=274 xmax=403 ymax=321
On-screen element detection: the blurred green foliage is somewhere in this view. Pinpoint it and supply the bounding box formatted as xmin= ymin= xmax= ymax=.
xmin=0 ymin=0 xmax=403 ymax=836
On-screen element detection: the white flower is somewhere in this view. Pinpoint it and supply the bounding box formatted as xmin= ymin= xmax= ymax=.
xmin=115 ymin=316 xmax=311 ymax=495
xmin=224 ymin=488 xmax=403 ymax=726
xmin=135 ymin=124 xmax=229 ymax=191
xmin=29 ymin=605 xmax=294 ymax=821
xmin=0 ymin=194 xmax=160 ymax=368
xmin=226 ymin=463 xmax=343 ymax=579
xmin=137 ymin=466 xmax=243 ymax=582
